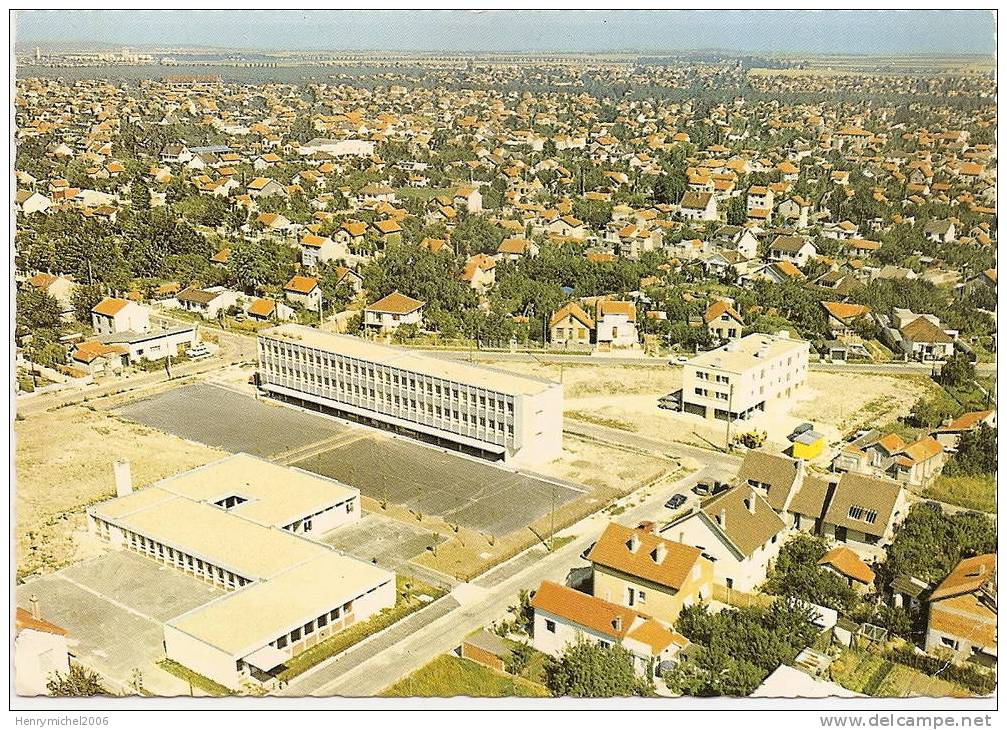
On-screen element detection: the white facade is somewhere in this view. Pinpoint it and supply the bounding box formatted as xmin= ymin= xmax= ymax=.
xmin=92 ymin=299 xmax=151 ymax=336
xmin=681 ymin=333 xmax=809 ymax=421
xmin=257 ymin=325 xmax=564 ymax=463
xmin=14 ymin=625 xmax=70 ymax=696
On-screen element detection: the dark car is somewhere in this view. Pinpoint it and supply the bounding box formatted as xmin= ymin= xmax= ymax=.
xmin=693 ymin=481 xmax=712 ymax=496
xmin=665 ymin=494 xmax=687 ymax=510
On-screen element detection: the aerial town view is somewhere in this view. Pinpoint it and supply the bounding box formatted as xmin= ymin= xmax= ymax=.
xmin=10 ymin=9 xmax=998 ymax=711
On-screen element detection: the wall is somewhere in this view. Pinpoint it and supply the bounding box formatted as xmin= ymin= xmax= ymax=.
xmin=14 ymin=630 xmax=70 ymax=696
xmin=592 ymin=560 xmax=712 ymax=625
xmin=164 ymin=625 xmax=241 ymax=691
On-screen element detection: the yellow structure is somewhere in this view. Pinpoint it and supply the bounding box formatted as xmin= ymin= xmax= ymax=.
xmin=791 ymin=431 xmax=825 ymax=460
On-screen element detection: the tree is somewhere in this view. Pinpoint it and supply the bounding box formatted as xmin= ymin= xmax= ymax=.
xmin=15 ymin=286 xmax=62 ymax=337
xmin=944 ymin=424 xmax=997 ymax=476
xmin=937 ymin=352 xmax=976 ymax=390
xmin=762 ymin=535 xmax=861 ymax=613
xmin=46 ymin=664 xmax=105 ymax=697
xmin=504 ymin=641 xmax=535 ymax=676
xmin=71 ymin=283 xmax=106 ymax=325
xmin=544 ymin=638 xmax=652 ymax=697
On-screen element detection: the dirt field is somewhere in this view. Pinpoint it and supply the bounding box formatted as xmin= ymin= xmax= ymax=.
xmin=494 ymin=361 xmax=930 ymax=460
xmin=14 ymin=406 xmax=227 ymax=579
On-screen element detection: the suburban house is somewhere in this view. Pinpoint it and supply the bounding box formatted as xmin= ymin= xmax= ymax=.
xmin=925 ymin=554 xmax=996 ymax=667
xmin=897 ymin=315 xmax=956 ymax=361
xmin=732 ymin=450 xmax=907 ymax=548
xmin=550 ymin=302 xmax=594 ymax=346
xmin=768 ymin=235 xmax=817 ymax=267
xmin=830 ymin=430 xmax=944 ymax=486
xmin=15 ymin=190 xmax=52 ymax=215
xmin=25 ymin=272 xmax=76 ymax=320
xmin=817 ymin=546 xmax=876 ymax=594
xmin=300 ymin=233 xmax=349 ymax=267
xmin=678 ymin=191 xmax=718 ymax=221
xmin=69 ymin=340 xmax=128 ymax=376
xmin=663 ymin=485 xmax=787 ymax=592
xmin=924 ymin=219 xmax=957 ymax=243
xmin=14 ymin=602 xmax=70 ymax=696
xmin=98 ymin=326 xmax=197 ymax=364
xmin=284 ymin=275 xmax=322 ymax=310
xmin=453 ymin=186 xmax=483 ymax=213
xmin=363 ymin=291 xmax=426 ymax=333
xmin=496 ymin=237 xmax=538 ymax=262
xmin=703 ymin=300 xmax=744 ymax=341
xmin=247 ymin=177 xmax=287 ymax=199
xmin=595 ymin=300 xmax=638 ymax=349
xmin=530 ymin=580 xmax=689 ymax=678
xmin=461 ymin=254 xmax=497 ymax=292
xmin=932 ymin=410 xmax=997 ymax=451
xmin=245 ymin=298 xmax=295 ymax=323
xmin=91 ymin=297 xmax=150 ymax=336
xmin=820 ymin=302 xmax=872 ymax=340
xmin=176 ymin=286 xmax=243 ymax=318
xmin=587 ymin=522 xmax=713 ymax=624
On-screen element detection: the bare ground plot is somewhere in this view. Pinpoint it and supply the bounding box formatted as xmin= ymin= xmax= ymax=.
xmin=14 ymin=405 xmax=227 ymax=579
xmin=294 ymin=434 xmax=582 ymax=537
xmin=115 ymin=383 xmax=346 ymax=457
xmin=17 ymin=551 xmax=225 ymax=693
xmin=496 ymin=361 xmax=929 ymax=458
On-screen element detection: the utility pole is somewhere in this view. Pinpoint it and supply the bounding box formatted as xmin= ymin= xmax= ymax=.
xmin=725 ymin=382 xmax=734 ymax=451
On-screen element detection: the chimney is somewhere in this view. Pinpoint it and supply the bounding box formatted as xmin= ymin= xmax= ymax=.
xmin=627 ymin=534 xmax=641 ymax=553
xmin=679 ymin=531 xmax=686 ymax=543
xmin=717 ymin=509 xmax=727 ymax=530
xmin=28 ymin=594 xmax=40 ymax=620
xmin=114 ymin=459 xmax=133 ymax=497
xmin=653 ymin=543 xmax=668 ymax=564
xmin=747 ymin=490 xmax=757 ymax=514
xmin=613 ymin=615 xmax=623 ymax=632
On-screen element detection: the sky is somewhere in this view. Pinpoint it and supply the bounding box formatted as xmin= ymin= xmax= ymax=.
xmin=13 ymin=10 xmax=996 ymax=56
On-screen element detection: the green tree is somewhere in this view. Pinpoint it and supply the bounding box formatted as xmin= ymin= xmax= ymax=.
xmin=544 ymin=637 xmax=652 ymax=697
xmin=762 ymin=535 xmax=861 ymax=613
xmin=70 ymin=283 xmax=106 ymax=325
xmin=16 ymin=286 xmax=62 ymax=337
xmin=46 ymin=663 xmax=105 ymax=697
xmin=937 ymin=352 xmax=976 ymax=390
xmin=945 ymin=424 xmax=997 ymax=476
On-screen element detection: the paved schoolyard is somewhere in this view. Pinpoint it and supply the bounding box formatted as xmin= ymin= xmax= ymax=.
xmin=16 ymin=551 xmax=225 ymax=691
xmin=322 ymin=513 xmax=445 ymax=568
xmin=116 ymin=383 xmax=583 ymax=537
xmin=115 ymin=383 xmax=346 ymax=457
xmin=294 ymin=435 xmax=582 ymax=537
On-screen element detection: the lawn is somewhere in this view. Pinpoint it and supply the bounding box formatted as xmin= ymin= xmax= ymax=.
xmin=380 ymin=654 xmax=550 ymax=697
xmin=274 ymin=575 xmax=446 ymax=682
xmin=157 ymin=659 xmax=234 ymax=697
xmin=830 ymin=649 xmax=969 ymax=697
xmin=924 ymin=474 xmax=996 ymax=513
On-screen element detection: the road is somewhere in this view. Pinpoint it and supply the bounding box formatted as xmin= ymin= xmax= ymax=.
xmin=15 ymin=321 xmax=256 ymax=416
xmin=429 ymin=348 xmax=996 ymax=376
xmin=280 ymin=461 xmax=718 ymax=697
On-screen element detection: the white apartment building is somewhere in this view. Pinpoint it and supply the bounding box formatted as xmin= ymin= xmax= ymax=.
xmin=257 ymin=325 xmax=564 ymax=463
xmin=681 ymin=332 xmax=809 ymax=421
xmin=87 ymin=454 xmax=392 ymax=692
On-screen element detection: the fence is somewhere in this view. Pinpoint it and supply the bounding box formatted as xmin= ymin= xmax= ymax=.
xmin=711 ymin=583 xmax=776 ymax=609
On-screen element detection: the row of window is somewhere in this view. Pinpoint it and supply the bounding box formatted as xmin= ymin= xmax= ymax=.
xmin=262 ymin=340 xmax=514 ymax=415
xmin=94 ymin=518 xmax=251 ymax=591
xmin=848 ymin=505 xmax=878 ymax=524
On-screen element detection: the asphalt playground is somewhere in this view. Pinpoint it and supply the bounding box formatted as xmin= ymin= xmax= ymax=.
xmin=116 ymin=383 xmax=583 ymax=537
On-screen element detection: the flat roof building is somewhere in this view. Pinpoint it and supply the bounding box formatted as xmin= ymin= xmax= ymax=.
xmin=87 ymin=454 xmax=394 ymax=691
xmin=257 ymin=324 xmax=563 ymax=463
xmin=681 ymin=332 xmax=809 ymax=421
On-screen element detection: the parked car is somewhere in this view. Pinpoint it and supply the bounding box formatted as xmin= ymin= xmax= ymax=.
xmin=665 ymin=494 xmax=687 ymax=510
xmin=693 ymin=481 xmax=712 ymax=496
xmin=186 ymin=343 xmax=211 ymax=360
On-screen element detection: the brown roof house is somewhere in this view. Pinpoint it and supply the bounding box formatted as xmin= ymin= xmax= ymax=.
xmin=363 ymin=291 xmax=425 ymax=333
xmin=15 ymin=600 xmax=70 ymax=696
xmin=663 ymin=484 xmax=787 ymax=591
xmin=587 ymin=522 xmax=713 ymax=625
xmin=704 ymin=300 xmax=744 ymax=341
xmin=550 ymin=303 xmax=594 ymax=346
xmin=530 ymin=580 xmax=689 ymax=679
xmin=818 ymin=546 xmax=876 ymax=594
xmin=925 ymin=554 xmax=996 ymax=667
xmin=595 ymin=300 xmax=638 ymax=350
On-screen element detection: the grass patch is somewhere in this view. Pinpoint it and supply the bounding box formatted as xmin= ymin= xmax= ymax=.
xmin=829 ymin=649 xmax=972 ymax=697
xmin=157 ymin=659 xmax=234 ymax=696
xmin=380 ymin=654 xmax=550 ymax=697
xmin=924 ymin=474 xmax=996 ymax=513
xmin=275 ymin=575 xmax=446 ymax=682
xmin=864 ymin=339 xmax=894 ymax=362
xmin=566 ymin=410 xmax=639 ymax=433
xmin=545 ymin=535 xmax=575 ymax=552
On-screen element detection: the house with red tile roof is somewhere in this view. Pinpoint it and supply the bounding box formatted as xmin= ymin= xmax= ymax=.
xmin=363 ymin=291 xmax=425 ymax=333
xmin=530 ymin=580 xmax=689 ymax=678
xmin=15 ymin=604 xmax=70 ymax=696
xmin=925 ymin=554 xmax=996 ymax=666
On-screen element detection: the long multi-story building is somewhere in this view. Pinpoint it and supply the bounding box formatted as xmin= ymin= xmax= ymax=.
xmin=257 ymin=324 xmax=564 ymax=463
xmin=681 ymin=331 xmax=809 ymax=421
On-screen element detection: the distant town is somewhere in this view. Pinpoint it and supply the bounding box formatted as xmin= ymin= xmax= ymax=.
xmin=13 ymin=36 xmax=996 ymax=702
